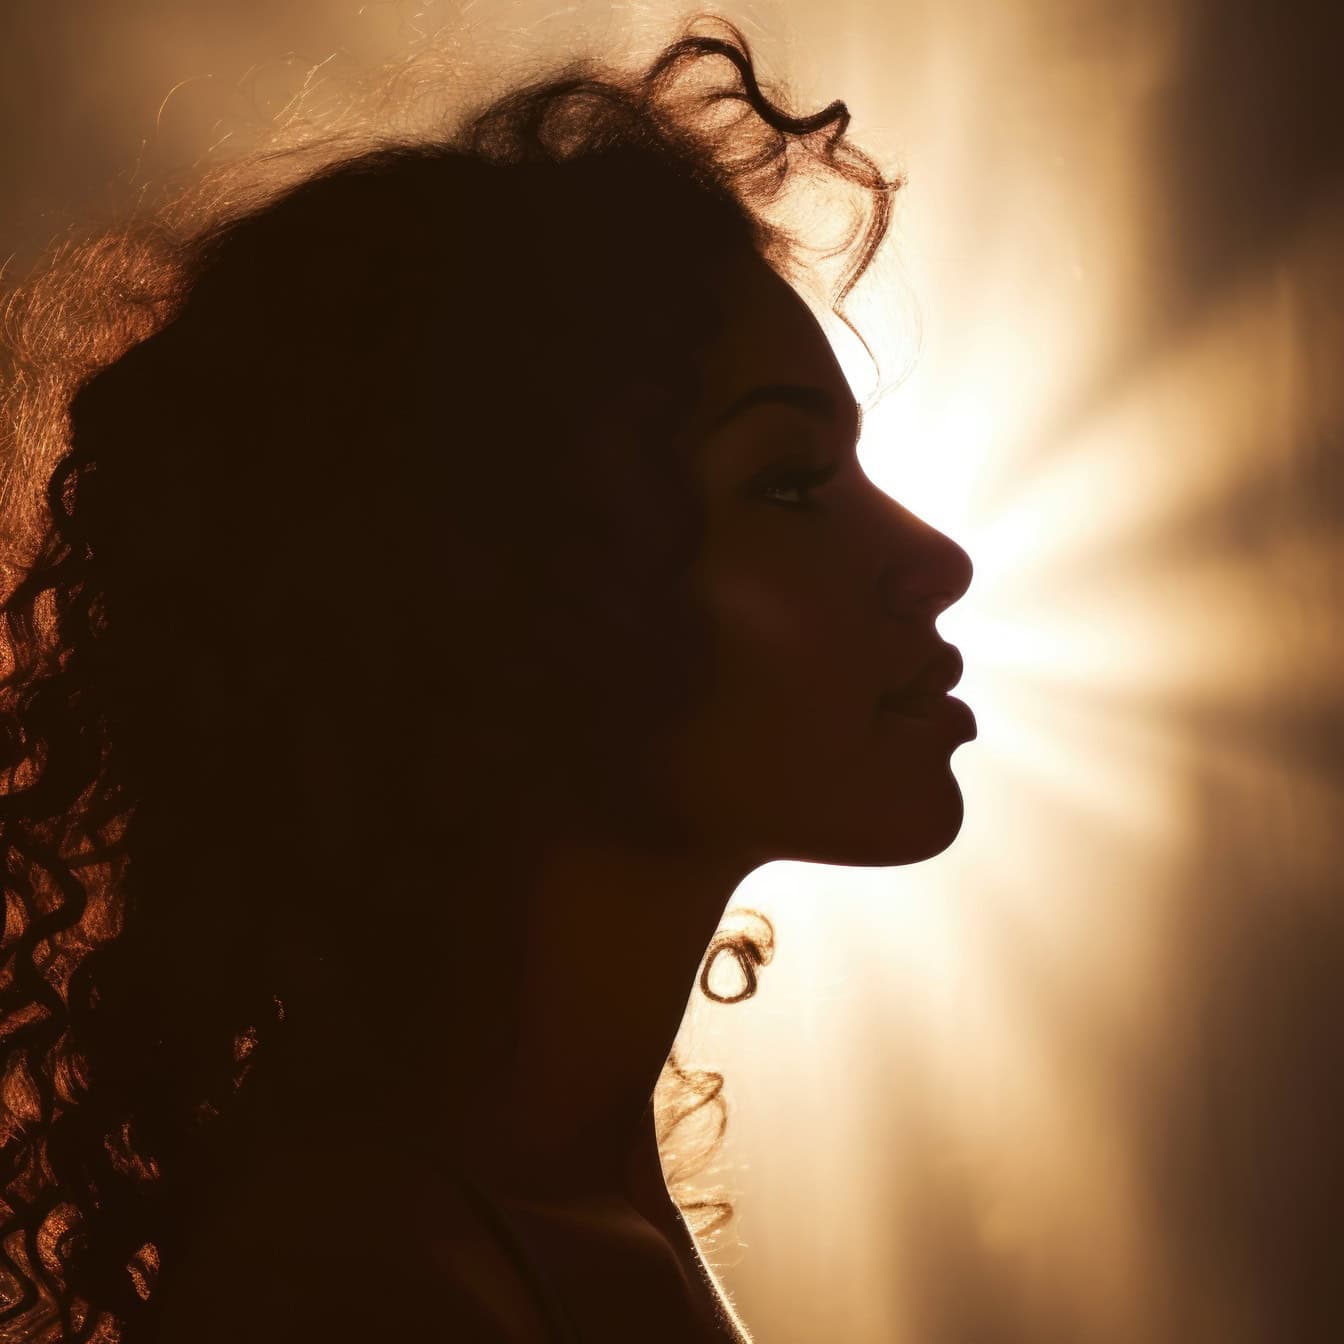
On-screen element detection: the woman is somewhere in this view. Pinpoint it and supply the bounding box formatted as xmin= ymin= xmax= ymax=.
xmin=0 ymin=14 xmax=974 ymax=1342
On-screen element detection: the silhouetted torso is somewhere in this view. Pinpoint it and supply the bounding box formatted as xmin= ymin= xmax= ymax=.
xmin=150 ymin=1096 xmax=746 ymax=1342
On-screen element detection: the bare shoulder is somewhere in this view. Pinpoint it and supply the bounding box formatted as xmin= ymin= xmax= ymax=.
xmin=442 ymin=1185 xmax=753 ymax=1344
xmin=153 ymin=1110 xmax=742 ymax=1344
xmin=427 ymin=1178 xmax=560 ymax=1343
xmin=153 ymin=1142 xmax=557 ymax=1343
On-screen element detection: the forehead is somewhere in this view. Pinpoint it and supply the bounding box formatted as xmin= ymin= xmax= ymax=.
xmin=688 ymin=251 xmax=854 ymax=442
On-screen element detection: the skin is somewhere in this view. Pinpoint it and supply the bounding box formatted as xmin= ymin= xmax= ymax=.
xmin=153 ymin=247 xmax=973 ymax=1343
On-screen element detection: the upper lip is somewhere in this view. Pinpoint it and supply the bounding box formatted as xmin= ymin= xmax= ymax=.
xmin=881 ymin=644 xmax=964 ymax=705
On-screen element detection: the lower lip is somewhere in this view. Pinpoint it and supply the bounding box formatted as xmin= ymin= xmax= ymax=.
xmin=879 ymin=692 xmax=977 ymax=742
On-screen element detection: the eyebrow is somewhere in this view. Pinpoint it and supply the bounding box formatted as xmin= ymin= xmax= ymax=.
xmin=705 ymin=382 xmax=863 ymax=440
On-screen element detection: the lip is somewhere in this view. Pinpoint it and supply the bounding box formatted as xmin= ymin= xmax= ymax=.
xmin=881 ymin=644 xmax=964 ymax=707
xmin=879 ymin=691 xmax=977 ymax=742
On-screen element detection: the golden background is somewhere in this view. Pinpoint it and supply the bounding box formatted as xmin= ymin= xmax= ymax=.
xmin=3 ymin=2 xmax=1340 ymax=1339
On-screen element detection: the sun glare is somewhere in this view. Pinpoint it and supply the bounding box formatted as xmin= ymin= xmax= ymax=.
xmin=680 ymin=4 xmax=1340 ymax=1339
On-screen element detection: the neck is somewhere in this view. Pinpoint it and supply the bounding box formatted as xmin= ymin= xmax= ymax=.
xmin=455 ymin=833 xmax=751 ymax=1202
xmin=247 ymin=825 xmax=753 ymax=1225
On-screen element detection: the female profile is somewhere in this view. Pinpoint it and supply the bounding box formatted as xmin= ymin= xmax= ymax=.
xmin=0 ymin=13 xmax=974 ymax=1342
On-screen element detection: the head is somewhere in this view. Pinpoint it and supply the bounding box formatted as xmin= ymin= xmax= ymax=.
xmin=0 ymin=14 xmax=966 ymax=1340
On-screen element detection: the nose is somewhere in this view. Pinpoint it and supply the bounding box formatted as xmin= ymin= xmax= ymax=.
xmin=877 ymin=515 xmax=974 ymax=622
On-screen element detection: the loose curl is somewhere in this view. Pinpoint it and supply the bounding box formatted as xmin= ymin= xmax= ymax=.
xmin=0 ymin=13 xmax=900 ymax=1341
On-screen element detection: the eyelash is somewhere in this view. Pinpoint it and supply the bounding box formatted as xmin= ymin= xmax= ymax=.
xmin=758 ymin=461 xmax=841 ymax=510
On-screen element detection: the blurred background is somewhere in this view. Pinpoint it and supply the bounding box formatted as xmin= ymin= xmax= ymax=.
xmin=3 ymin=1 xmax=1341 ymax=1340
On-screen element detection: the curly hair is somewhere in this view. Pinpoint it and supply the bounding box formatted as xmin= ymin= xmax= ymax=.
xmin=0 ymin=13 xmax=900 ymax=1341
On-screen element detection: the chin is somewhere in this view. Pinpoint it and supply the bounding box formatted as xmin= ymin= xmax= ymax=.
xmin=880 ymin=775 xmax=966 ymax=865
xmin=774 ymin=781 xmax=967 ymax=869
xmin=850 ymin=820 xmax=964 ymax=868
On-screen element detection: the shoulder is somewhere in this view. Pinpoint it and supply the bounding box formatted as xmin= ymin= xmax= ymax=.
xmin=427 ymin=1181 xmax=561 ymax=1342
xmin=153 ymin=1140 xmax=557 ymax=1342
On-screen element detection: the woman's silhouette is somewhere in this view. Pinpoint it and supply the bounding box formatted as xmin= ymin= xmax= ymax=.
xmin=0 ymin=15 xmax=973 ymax=1343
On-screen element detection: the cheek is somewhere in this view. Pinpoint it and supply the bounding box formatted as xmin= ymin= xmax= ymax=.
xmin=710 ymin=568 xmax=819 ymax=652
xmin=682 ymin=570 xmax=871 ymax=784
xmin=706 ymin=567 xmax=854 ymax=699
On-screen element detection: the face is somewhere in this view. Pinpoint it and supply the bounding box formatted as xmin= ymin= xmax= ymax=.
xmin=661 ymin=249 xmax=975 ymax=871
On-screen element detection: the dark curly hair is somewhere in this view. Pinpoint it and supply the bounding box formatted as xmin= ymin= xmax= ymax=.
xmin=0 ymin=13 xmax=900 ymax=1341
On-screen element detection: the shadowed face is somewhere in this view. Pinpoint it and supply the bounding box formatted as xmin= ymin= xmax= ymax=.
xmin=661 ymin=250 xmax=975 ymax=870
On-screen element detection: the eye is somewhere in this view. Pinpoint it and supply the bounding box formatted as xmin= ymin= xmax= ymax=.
xmin=758 ymin=461 xmax=841 ymax=510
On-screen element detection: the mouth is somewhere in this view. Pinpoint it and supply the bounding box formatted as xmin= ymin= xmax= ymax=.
xmin=881 ymin=686 xmax=952 ymax=716
xmin=879 ymin=644 xmax=964 ymax=708
xmin=879 ymin=690 xmax=978 ymax=742
xmin=877 ymin=643 xmax=975 ymax=742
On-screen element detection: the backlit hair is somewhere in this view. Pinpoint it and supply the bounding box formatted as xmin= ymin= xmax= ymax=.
xmin=0 ymin=14 xmax=899 ymax=1339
